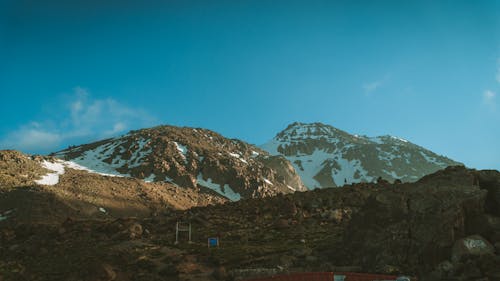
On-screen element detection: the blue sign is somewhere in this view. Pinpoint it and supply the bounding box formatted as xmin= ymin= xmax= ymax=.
xmin=208 ymin=237 xmax=219 ymax=247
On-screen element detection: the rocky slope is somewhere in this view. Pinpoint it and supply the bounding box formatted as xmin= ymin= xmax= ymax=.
xmin=54 ymin=125 xmax=307 ymax=200
xmin=1 ymin=166 xmax=499 ymax=281
xmin=261 ymin=122 xmax=461 ymax=189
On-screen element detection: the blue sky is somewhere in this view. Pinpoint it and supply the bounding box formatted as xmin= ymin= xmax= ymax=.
xmin=0 ymin=0 xmax=499 ymax=170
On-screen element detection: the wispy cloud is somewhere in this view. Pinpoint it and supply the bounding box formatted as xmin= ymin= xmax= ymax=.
xmin=362 ymin=75 xmax=390 ymax=95
xmin=363 ymin=81 xmax=383 ymax=93
xmin=483 ymin=89 xmax=497 ymax=111
xmin=0 ymin=87 xmax=156 ymax=154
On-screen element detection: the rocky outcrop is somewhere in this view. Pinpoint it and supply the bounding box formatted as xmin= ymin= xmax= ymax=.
xmin=337 ymin=166 xmax=500 ymax=280
xmin=261 ymin=122 xmax=461 ymax=188
xmin=341 ymin=166 xmax=487 ymax=275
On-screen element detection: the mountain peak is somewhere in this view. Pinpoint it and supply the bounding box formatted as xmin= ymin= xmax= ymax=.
xmin=277 ymin=122 xmax=348 ymax=141
xmin=262 ymin=122 xmax=461 ymax=189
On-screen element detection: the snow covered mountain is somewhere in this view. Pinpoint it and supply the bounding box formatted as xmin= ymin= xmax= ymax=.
xmin=54 ymin=125 xmax=307 ymax=200
xmin=261 ymin=122 xmax=461 ymax=189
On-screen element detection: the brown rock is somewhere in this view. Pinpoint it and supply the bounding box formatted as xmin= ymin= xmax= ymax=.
xmin=128 ymin=223 xmax=143 ymax=239
xmin=101 ymin=264 xmax=116 ymax=281
xmin=327 ymin=209 xmax=343 ymax=223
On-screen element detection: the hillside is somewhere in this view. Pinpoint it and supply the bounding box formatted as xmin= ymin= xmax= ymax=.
xmin=0 ymin=150 xmax=227 ymax=223
xmin=1 ymin=166 xmax=499 ymax=281
xmin=54 ymin=125 xmax=307 ymax=200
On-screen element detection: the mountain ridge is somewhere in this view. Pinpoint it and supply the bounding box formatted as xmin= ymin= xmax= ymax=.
xmin=54 ymin=125 xmax=307 ymax=201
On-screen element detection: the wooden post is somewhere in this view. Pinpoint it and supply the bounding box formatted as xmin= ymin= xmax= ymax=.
xmin=175 ymin=221 xmax=179 ymax=244
xmin=175 ymin=221 xmax=191 ymax=244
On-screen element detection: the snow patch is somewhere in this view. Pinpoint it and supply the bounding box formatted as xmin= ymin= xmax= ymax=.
xmin=35 ymin=160 xmax=65 ymax=185
xmin=287 ymin=185 xmax=296 ymax=191
xmin=229 ymin=152 xmax=240 ymax=158
xmin=173 ymin=141 xmax=188 ymax=163
xmin=144 ymin=174 xmax=156 ymax=183
xmin=62 ymin=160 xmax=123 ymax=177
xmin=263 ymin=178 xmax=273 ymax=185
xmin=368 ymin=137 xmax=384 ymax=144
xmin=391 ymin=136 xmax=408 ymax=143
xmin=128 ymin=138 xmax=152 ymax=168
xmin=174 ymin=141 xmax=188 ymax=155
xmin=229 ymin=152 xmax=248 ymax=164
xmin=196 ymin=173 xmax=241 ymax=201
xmin=420 ymin=151 xmax=446 ymax=167
xmin=99 ymin=207 xmax=107 ymax=213
xmin=283 ymin=149 xmax=335 ymax=189
xmin=67 ymin=139 xmax=131 ymax=177
xmin=382 ymin=169 xmax=402 ymax=180
xmin=332 ymin=158 xmax=372 ymax=186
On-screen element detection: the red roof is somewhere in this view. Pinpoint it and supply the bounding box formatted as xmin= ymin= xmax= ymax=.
xmin=244 ymin=272 xmax=412 ymax=281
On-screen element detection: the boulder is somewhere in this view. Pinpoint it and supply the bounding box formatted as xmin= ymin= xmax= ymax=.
xmin=128 ymin=223 xmax=143 ymax=239
xmin=326 ymin=209 xmax=343 ymax=223
xmin=451 ymin=235 xmax=495 ymax=263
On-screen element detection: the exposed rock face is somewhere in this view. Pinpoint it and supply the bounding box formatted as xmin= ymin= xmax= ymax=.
xmin=0 ymin=150 xmax=50 ymax=190
xmin=54 ymin=125 xmax=306 ymax=200
xmin=261 ymin=122 xmax=461 ymax=189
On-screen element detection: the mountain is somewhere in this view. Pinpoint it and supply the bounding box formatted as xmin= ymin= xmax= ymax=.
xmin=261 ymin=122 xmax=461 ymax=189
xmin=53 ymin=125 xmax=307 ymax=200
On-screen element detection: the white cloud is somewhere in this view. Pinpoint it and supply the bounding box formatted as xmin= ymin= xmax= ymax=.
xmin=483 ymin=90 xmax=497 ymax=111
xmin=1 ymin=125 xmax=62 ymax=152
xmin=363 ymin=80 xmax=383 ymax=93
xmin=0 ymin=87 xmax=156 ymax=154
xmin=484 ymin=90 xmax=496 ymax=101
xmin=362 ymin=75 xmax=390 ymax=94
xmin=104 ymin=122 xmax=127 ymax=136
